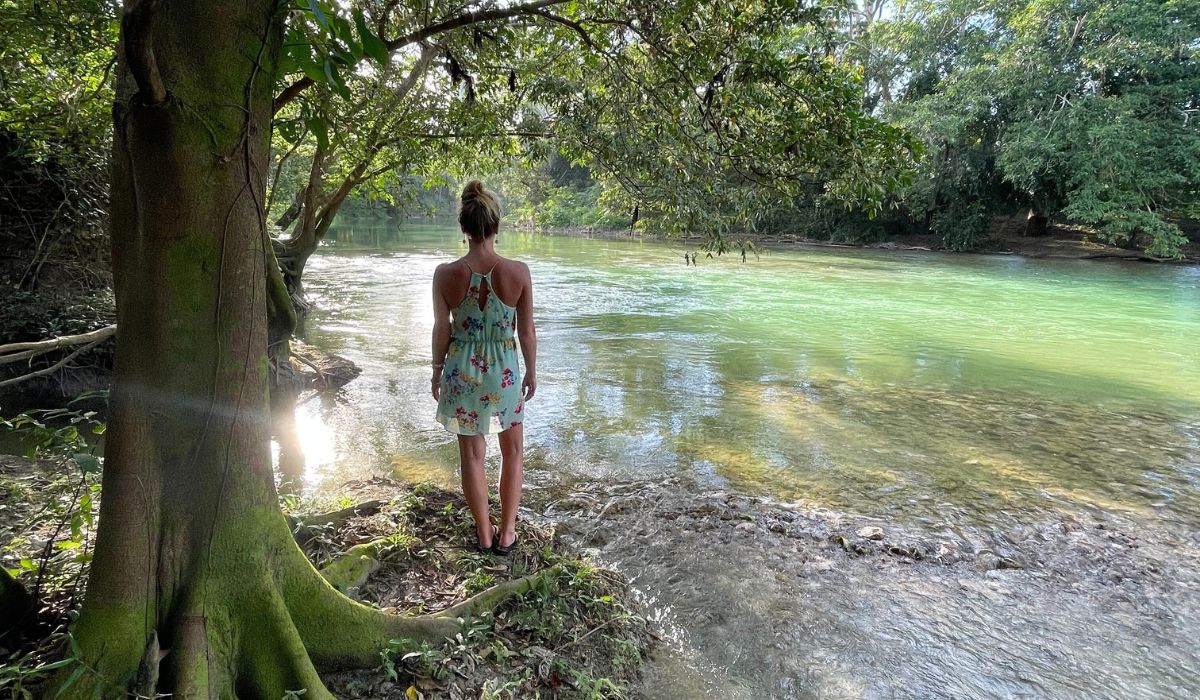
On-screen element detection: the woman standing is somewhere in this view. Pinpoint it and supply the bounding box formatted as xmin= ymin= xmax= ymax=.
xmin=431 ymin=180 xmax=537 ymax=554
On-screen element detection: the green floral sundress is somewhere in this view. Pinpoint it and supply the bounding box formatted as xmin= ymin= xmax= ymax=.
xmin=436 ymin=267 xmax=523 ymax=435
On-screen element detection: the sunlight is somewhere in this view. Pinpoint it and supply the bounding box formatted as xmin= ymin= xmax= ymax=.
xmin=295 ymin=402 xmax=339 ymax=486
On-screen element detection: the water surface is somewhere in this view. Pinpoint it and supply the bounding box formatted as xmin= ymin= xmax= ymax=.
xmin=299 ymin=221 xmax=1200 ymax=532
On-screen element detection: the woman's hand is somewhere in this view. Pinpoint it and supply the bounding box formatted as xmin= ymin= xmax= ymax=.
xmin=431 ymin=368 xmax=441 ymax=400
xmin=522 ymin=372 xmax=537 ymax=402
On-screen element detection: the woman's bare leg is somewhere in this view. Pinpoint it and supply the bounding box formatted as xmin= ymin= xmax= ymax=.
xmin=497 ymin=423 xmax=524 ymax=547
xmin=457 ymin=433 xmax=492 ymax=548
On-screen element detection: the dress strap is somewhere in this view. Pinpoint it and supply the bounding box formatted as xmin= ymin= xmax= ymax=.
xmin=463 ymin=259 xmax=497 ymax=277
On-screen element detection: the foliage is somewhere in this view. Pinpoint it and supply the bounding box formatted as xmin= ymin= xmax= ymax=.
xmin=0 ymin=401 xmax=104 ymax=699
xmin=876 ymin=0 xmax=1200 ymax=255
xmin=495 ymin=157 xmax=630 ymax=231
xmin=0 ymin=0 xmax=117 ymax=290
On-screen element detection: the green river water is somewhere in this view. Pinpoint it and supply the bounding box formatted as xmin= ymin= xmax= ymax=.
xmin=301 ymin=222 xmax=1199 ymax=531
xmin=293 ymin=221 xmax=1199 ymax=699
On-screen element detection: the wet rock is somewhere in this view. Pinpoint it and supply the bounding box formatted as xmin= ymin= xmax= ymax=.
xmin=857 ymin=526 xmax=885 ymax=540
xmin=976 ymin=550 xmax=1024 ymax=571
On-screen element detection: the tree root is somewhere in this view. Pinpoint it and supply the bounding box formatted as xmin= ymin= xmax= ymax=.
xmin=290 ymin=499 xmax=386 ymax=545
xmin=49 ymin=503 xmax=562 ymax=698
xmin=436 ymin=564 xmax=563 ymax=621
xmin=318 ymin=539 xmax=387 ymax=594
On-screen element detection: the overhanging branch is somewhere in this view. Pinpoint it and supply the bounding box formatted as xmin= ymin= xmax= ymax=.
xmin=273 ymin=0 xmax=570 ymax=114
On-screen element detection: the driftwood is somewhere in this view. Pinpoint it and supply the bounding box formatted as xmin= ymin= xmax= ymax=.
xmin=0 ymin=324 xmax=116 ymax=388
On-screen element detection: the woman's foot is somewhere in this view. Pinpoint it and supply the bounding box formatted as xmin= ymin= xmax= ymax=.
xmin=492 ymin=529 xmax=517 ymax=555
xmin=475 ymin=525 xmax=497 ymax=553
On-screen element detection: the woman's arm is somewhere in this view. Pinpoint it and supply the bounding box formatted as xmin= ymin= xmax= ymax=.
xmin=430 ymin=264 xmax=452 ymax=399
xmin=515 ymin=262 xmax=537 ymax=401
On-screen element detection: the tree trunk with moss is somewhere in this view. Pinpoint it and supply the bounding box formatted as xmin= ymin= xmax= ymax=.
xmin=47 ymin=2 xmax=462 ymax=697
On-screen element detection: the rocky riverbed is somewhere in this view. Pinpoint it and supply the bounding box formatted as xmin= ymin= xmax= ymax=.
xmin=526 ymin=478 xmax=1200 ymax=699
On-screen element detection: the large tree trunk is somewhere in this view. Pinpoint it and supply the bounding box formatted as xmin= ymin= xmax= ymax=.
xmin=49 ymin=2 xmax=454 ymax=697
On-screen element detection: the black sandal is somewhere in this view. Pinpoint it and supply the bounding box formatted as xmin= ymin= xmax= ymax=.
xmin=475 ymin=525 xmax=498 ymax=554
xmin=492 ymin=531 xmax=517 ymax=556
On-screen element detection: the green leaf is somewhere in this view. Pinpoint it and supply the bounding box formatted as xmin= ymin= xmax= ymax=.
xmin=306 ymin=116 xmax=330 ymax=150
xmin=324 ymin=59 xmax=352 ymax=99
xmin=303 ymin=0 xmax=331 ymax=33
xmin=36 ymin=657 xmax=76 ymax=672
xmin=355 ymin=9 xmax=390 ymax=64
xmin=72 ymin=453 xmax=102 ymax=475
xmin=56 ymin=663 xmax=86 ymax=696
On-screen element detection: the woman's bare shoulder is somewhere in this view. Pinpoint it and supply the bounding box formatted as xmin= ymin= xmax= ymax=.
xmin=498 ymin=256 xmax=531 ymax=278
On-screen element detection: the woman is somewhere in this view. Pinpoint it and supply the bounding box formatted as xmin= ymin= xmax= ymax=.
xmin=431 ymin=180 xmax=537 ymax=554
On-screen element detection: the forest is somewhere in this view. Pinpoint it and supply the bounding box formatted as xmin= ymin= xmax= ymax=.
xmin=1 ymin=0 xmax=1198 ymax=697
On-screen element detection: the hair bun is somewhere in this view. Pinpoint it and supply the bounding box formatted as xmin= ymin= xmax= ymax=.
xmin=462 ymin=179 xmax=487 ymax=201
xmin=458 ymin=180 xmax=502 ymax=240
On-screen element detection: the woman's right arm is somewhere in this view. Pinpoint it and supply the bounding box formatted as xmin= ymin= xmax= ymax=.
xmin=516 ymin=262 xmax=537 ymax=401
xmin=431 ymin=264 xmax=451 ymax=399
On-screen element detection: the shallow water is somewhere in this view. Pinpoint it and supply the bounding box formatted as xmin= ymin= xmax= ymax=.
xmin=295 ymin=220 xmax=1200 ymax=698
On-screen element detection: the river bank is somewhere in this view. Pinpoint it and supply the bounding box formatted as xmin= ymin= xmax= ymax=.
xmin=511 ymin=218 xmax=1200 ymax=264
xmin=0 ymin=456 xmax=654 ymax=699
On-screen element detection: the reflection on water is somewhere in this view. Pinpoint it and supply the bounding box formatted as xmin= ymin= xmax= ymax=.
xmin=295 ymin=220 xmax=1200 ymax=533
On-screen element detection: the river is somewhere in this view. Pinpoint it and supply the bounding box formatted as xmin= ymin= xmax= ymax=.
xmin=295 ymin=220 xmax=1200 ymax=699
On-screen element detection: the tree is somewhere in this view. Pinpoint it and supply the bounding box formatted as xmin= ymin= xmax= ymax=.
xmin=48 ymin=0 xmax=550 ymax=695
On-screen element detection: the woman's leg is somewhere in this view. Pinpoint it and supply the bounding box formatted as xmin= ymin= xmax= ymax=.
xmin=497 ymin=423 xmax=524 ymax=547
xmin=457 ymin=433 xmax=492 ymax=548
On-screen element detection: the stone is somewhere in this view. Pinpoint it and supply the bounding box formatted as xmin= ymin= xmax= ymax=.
xmin=857 ymin=526 xmax=885 ymax=540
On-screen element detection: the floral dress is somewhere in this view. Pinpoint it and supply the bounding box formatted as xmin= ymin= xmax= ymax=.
xmin=436 ymin=268 xmax=523 ymax=435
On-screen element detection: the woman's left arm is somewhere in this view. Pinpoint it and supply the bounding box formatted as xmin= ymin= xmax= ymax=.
xmin=430 ymin=264 xmax=452 ymax=399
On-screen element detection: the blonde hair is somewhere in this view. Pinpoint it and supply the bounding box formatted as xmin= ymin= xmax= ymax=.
xmin=458 ymin=180 xmax=502 ymax=240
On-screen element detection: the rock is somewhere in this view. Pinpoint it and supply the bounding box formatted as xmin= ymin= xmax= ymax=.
xmin=735 ymin=521 xmax=757 ymax=532
xmin=857 ymin=526 xmax=885 ymax=540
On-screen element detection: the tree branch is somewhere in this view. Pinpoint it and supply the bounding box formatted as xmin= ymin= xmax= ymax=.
xmin=0 ymin=336 xmax=110 ymax=388
xmin=0 ymin=325 xmax=117 ymax=364
xmin=272 ymin=0 xmax=570 ymax=114
xmin=121 ymin=0 xmax=167 ymax=104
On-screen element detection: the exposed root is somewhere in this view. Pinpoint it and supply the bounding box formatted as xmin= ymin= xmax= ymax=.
xmin=436 ymin=565 xmax=564 ymax=621
xmin=290 ymin=499 xmax=386 ymax=546
xmin=318 ymin=539 xmax=387 ymax=594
